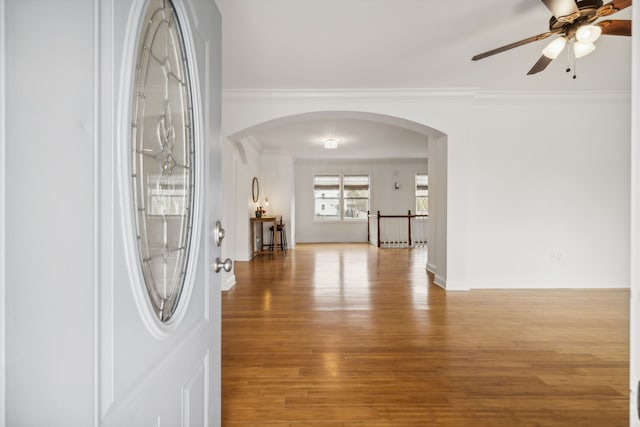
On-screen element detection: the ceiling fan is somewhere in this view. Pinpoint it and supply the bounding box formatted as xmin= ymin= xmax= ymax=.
xmin=471 ymin=0 xmax=632 ymax=75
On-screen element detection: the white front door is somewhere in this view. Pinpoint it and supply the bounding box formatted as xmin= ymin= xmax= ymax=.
xmin=99 ymin=0 xmax=222 ymax=425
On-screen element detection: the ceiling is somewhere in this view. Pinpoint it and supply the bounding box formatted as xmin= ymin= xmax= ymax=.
xmin=237 ymin=116 xmax=430 ymax=160
xmin=215 ymin=0 xmax=632 ymax=159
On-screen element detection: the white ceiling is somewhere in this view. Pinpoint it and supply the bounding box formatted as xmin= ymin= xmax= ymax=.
xmin=239 ymin=117 xmax=430 ymax=160
xmin=215 ymin=0 xmax=632 ymax=159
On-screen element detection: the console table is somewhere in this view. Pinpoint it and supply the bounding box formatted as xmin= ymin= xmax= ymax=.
xmin=250 ymin=216 xmax=282 ymax=258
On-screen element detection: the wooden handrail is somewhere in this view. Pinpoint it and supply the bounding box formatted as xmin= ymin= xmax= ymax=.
xmin=377 ymin=211 xmax=381 ymax=248
xmin=408 ymin=210 xmax=412 ymax=247
xmin=374 ymin=213 xmax=429 ymax=219
xmin=367 ymin=210 xmax=370 ymax=243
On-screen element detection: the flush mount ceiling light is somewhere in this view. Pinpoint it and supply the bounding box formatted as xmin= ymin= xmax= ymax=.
xmin=323 ymin=137 xmax=339 ymax=150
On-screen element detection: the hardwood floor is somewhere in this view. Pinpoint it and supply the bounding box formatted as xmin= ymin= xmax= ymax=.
xmin=222 ymin=243 xmax=629 ymax=426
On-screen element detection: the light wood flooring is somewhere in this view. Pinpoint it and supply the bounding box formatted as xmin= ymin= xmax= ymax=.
xmin=222 ymin=243 xmax=629 ymax=426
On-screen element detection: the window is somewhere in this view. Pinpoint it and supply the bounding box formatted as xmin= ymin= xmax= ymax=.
xmin=415 ymin=173 xmax=428 ymax=215
xmin=314 ymin=174 xmax=370 ymax=221
xmin=314 ymin=175 xmax=340 ymax=220
xmin=343 ymin=175 xmax=370 ymax=220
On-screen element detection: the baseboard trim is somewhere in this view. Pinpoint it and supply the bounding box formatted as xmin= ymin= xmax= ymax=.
xmin=222 ymin=274 xmax=236 ymax=292
xmin=426 ymin=263 xmax=437 ymax=274
xmin=440 ymin=278 xmax=470 ymax=291
xmin=470 ymin=280 xmax=630 ymax=290
xmin=438 ymin=278 xmax=628 ymax=291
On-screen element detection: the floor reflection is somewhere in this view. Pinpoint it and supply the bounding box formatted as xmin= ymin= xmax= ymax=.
xmin=262 ymin=289 xmax=272 ymax=312
xmin=224 ymin=244 xmax=629 ymax=426
xmin=312 ymin=246 xmax=371 ymax=310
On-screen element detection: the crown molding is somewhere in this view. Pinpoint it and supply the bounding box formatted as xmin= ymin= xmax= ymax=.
xmin=223 ymin=88 xmax=630 ymax=104
xmin=295 ymin=157 xmax=427 ymax=166
xmin=238 ymin=134 xmax=261 ymax=151
xmin=474 ymin=89 xmax=630 ymax=104
xmin=223 ymin=88 xmax=479 ymax=103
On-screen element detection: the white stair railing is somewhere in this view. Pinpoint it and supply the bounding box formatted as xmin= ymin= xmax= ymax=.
xmin=368 ymin=211 xmax=378 ymax=246
xmin=368 ymin=211 xmax=428 ymax=248
xmin=410 ymin=216 xmax=428 ymax=248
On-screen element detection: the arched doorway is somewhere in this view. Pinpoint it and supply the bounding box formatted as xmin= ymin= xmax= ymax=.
xmin=224 ymin=111 xmax=448 ymax=289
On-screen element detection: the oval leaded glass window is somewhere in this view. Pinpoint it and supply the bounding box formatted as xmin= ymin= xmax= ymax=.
xmin=131 ymin=0 xmax=195 ymax=322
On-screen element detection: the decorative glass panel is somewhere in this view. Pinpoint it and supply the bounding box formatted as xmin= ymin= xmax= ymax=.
xmin=131 ymin=0 xmax=195 ymax=322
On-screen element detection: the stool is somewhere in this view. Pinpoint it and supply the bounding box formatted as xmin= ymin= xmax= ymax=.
xmin=268 ymin=219 xmax=287 ymax=254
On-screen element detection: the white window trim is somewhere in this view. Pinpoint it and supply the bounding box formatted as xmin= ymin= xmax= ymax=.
xmin=313 ymin=174 xmax=371 ymax=223
xmin=415 ymin=173 xmax=428 ymax=216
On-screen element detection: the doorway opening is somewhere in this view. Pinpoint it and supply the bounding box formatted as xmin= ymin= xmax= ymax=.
xmin=225 ymin=111 xmax=449 ymax=289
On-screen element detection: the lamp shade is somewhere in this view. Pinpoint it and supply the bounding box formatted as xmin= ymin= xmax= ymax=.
xmin=542 ymin=37 xmax=567 ymax=59
xmin=575 ymin=24 xmax=602 ymax=43
xmin=573 ymin=41 xmax=596 ymax=58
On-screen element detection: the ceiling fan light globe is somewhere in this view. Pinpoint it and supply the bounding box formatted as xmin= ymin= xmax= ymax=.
xmin=542 ymin=37 xmax=567 ymax=59
xmin=574 ymin=41 xmax=596 ymax=58
xmin=575 ymin=24 xmax=602 ymax=43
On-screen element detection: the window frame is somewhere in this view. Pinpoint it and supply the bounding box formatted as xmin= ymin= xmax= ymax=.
xmin=313 ymin=174 xmax=370 ymax=222
xmin=342 ymin=175 xmax=370 ymax=221
xmin=313 ymin=175 xmax=341 ymax=221
xmin=415 ymin=173 xmax=428 ymax=216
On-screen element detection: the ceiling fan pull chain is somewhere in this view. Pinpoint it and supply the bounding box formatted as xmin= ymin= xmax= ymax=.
xmin=572 ymin=41 xmax=577 ymax=80
xmin=565 ymin=40 xmax=577 ymax=80
xmin=565 ymin=40 xmax=572 ymax=74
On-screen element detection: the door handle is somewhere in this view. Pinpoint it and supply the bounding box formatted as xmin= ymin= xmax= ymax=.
xmin=214 ymin=257 xmax=232 ymax=273
xmin=214 ymin=221 xmax=226 ymax=246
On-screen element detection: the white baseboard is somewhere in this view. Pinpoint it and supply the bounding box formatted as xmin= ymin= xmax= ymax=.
xmin=630 ymin=389 xmax=640 ymax=427
xmin=470 ymin=279 xmax=630 ymax=290
xmin=433 ymin=275 xmax=446 ymax=290
xmin=439 ymin=278 xmax=469 ymax=291
xmin=427 ymin=268 xmax=469 ymax=292
xmin=222 ymin=274 xmax=236 ymax=292
xmin=439 ymin=278 xmax=628 ymax=291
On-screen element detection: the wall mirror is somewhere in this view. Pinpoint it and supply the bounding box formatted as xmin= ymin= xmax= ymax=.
xmin=252 ymin=177 xmax=260 ymax=203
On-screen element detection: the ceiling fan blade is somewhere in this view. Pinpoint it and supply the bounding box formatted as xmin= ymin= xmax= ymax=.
xmin=541 ymin=0 xmax=580 ymax=21
xmin=471 ymin=31 xmax=558 ymax=61
xmin=527 ymin=55 xmax=554 ymax=75
xmin=597 ymin=0 xmax=632 ymax=17
xmin=598 ymin=19 xmax=632 ymax=36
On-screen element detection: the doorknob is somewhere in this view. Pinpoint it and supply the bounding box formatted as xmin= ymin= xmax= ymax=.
xmin=214 ymin=221 xmax=226 ymax=246
xmin=214 ymin=257 xmax=232 ymax=273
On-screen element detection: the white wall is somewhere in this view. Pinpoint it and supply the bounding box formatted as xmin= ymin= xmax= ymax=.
xmin=295 ymin=158 xmax=427 ymax=243
xmin=230 ymin=137 xmax=263 ymax=262
xmin=467 ymin=97 xmax=630 ymax=288
xmin=221 ymin=89 xmax=630 ymax=291
xmin=261 ymin=152 xmax=295 ymax=248
xmin=427 ymin=135 xmax=448 ymax=287
xmin=228 ymin=138 xmax=299 ymax=262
